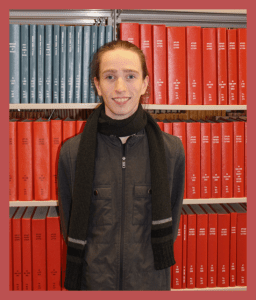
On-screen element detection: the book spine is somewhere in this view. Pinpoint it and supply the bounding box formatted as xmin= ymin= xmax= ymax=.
xmin=30 ymin=25 xmax=37 ymax=103
xmin=167 ymin=27 xmax=186 ymax=105
xmin=140 ymin=24 xmax=154 ymax=104
xmin=200 ymin=123 xmax=211 ymax=198
xmin=182 ymin=213 xmax=187 ymax=288
xmin=96 ymin=25 xmax=106 ymax=103
xmin=9 ymin=24 xmax=20 ymax=104
xmin=74 ymin=26 xmax=82 ymax=103
xmin=9 ymin=121 xmax=18 ymax=201
xmin=186 ymin=27 xmax=202 ymax=105
xmin=46 ymin=214 xmax=61 ymax=290
xmin=21 ymin=25 xmax=29 ymax=103
xmin=50 ymin=120 xmax=63 ymax=200
xmin=89 ymin=25 xmax=98 ymax=103
xmin=186 ymin=122 xmax=201 ymax=199
xmin=82 ymin=26 xmax=91 ymax=103
xmin=33 ymin=121 xmax=51 ymax=200
xmin=119 ymin=23 xmax=140 ymax=47
xmin=211 ymin=122 xmax=222 ymax=198
xmin=17 ymin=122 xmax=33 ymax=201
xmin=66 ymin=26 xmax=75 ymax=103
xmin=229 ymin=211 xmax=237 ymax=286
xmin=227 ymin=29 xmax=238 ymax=105
xmin=244 ymin=121 xmax=247 ymax=197
xmin=172 ymin=216 xmax=183 ymax=289
xmin=237 ymin=28 xmax=247 ymax=105
xmin=186 ymin=213 xmax=196 ymax=288
xmin=37 ymin=25 xmax=45 ymax=103
xmin=60 ymin=26 xmax=67 ymax=103
xmin=22 ymin=215 xmax=33 ymax=290
xmin=207 ymin=212 xmax=217 ymax=287
xmin=53 ymin=25 xmax=60 ymax=103
xmin=202 ymin=28 xmax=217 ymax=105
xmin=12 ymin=215 xmax=22 ymax=290
xmin=153 ymin=25 xmax=167 ymax=104
xmin=221 ymin=122 xmax=233 ymax=198
xmin=233 ymin=121 xmax=245 ymax=197
xmin=105 ymin=25 xmax=113 ymax=43
xmin=45 ymin=25 xmax=53 ymax=104
xmin=63 ymin=120 xmax=76 ymax=144
xmin=217 ymin=28 xmax=228 ymax=105
xmin=236 ymin=212 xmax=247 ymax=286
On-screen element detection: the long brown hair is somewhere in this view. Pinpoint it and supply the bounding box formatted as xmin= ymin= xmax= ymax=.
xmin=90 ymin=40 xmax=150 ymax=104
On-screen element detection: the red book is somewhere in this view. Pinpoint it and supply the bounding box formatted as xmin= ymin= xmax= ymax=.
xmin=119 ymin=23 xmax=140 ymax=47
xmin=47 ymin=207 xmax=61 ymax=290
xmin=190 ymin=205 xmax=208 ymax=288
xmin=153 ymin=25 xmax=167 ymax=104
xmin=228 ymin=203 xmax=247 ymax=286
xmin=167 ymin=27 xmax=186 ymax=105
xmin=181 ymin=209 xmax=187 ymax=289
xmin=186 ymin=121 xmax=200 ymax=199
xmin=140 ymin=24 xmax=154 ymax=104
xmin=237 ymin=28 xmax=247 ymax=105
xmin=227 ymin=29 xmax=238 ymax=105
xmin=33 ymin=118 xmax=51 ymax=200
xmin=199 ymin=120 xmax=211 ymax=198
xmin=205 ymin=120 xmax=221 ymax=198
xmin=17 ymin=120 xmax=33 ymax=201
xmin=200 ymin=204 xmax=217 ymax=287
xmin=217 ymin=28 xmax=228 ymax=105
xmin=9 ymin=119 xmax=18 ymax=201
xmin=12 ymin=207 xmax=26 ymax=290
xmin=209 ymin=204 xmax=230 ymax=287
xmin=186 ymin=26 xmax=202 ymax=105
xmin=202 ymin=28 xmax=217 ymax=105
xmin=173 ymin=121 xmax=187 ymax=199
xmin=76 ymin=119 xmax=86 ymax=135
xmin=61 ymin=235 xmax=68 ymax=291
xmin=50 ymin=118 xmax=63 ymax=200
xmin=221 ymin=203 xmax=237 ymax=287
xmin=217 ymin=119 xmax=233 ymax=198
xmin=172 ymin=214 xmax=183 ymax=289
xmin=183 ymin=205 xmax=196 ymax=289
xmin=63 ymin=117 xmax=76 ymax=144
xmin=9 ymin=207 xmax=18 ymax=291
xmin=156 ymin=120 xmax=164 ymax=131
xmin=22 ymin=207 xmax=35 ymax=291
xmin=244 ymin=121 xmax=247 ymax=197
xmin=32 ymin=207 xmax=49 ymax=291
xmin=163 ymin=121 xmax=172 ymax=135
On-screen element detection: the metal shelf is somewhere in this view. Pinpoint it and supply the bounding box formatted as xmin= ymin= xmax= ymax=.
xmin=9 ymin=198 xmax=246 ymax=207
xmin=9 ymin=104 xmax=247 ymax=111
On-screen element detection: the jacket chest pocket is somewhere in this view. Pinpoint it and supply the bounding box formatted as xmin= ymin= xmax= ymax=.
xmin=91 ymin=186 xmax=112 ymax=226
xmin=133 ymin=185 xmax=152 ymax=225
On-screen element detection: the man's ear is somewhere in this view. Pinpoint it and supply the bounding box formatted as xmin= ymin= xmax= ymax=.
xmin=94 ymin=77 xmax=102 ymax=96
xmin=141 ymin=75 xmax=149 ymax=95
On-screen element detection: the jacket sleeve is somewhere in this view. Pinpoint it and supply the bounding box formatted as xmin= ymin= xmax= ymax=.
xmin=58 ymin=142 xmax=73 ymax=245
xmin=171 ymin=137 xmax=185 ymax=242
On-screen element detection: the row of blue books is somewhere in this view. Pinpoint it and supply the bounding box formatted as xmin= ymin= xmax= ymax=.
xmin=9 ymin=24 xmax=113 ymax=104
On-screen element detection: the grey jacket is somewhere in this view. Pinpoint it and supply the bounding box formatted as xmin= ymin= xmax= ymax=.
xmin=58 ymin=128 xmax=185 ymax=291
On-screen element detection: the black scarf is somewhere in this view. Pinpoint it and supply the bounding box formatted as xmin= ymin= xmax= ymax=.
xmin=64 ymin=102 xmax=175 ymax=290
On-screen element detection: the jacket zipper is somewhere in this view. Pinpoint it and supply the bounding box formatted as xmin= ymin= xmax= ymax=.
xmin=118 ymin=136 xmax=133 ymax=290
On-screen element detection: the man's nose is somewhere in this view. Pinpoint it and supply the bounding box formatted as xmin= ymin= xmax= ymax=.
xmin=115 ymin=77 xmax=127 ymax=92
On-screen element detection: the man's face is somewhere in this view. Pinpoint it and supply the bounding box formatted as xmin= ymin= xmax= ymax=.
xmin=94 ymin=49 xmax=149 ymax=120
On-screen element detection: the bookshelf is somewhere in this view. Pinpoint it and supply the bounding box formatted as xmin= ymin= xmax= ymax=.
xmin=9 ymin=9 xmax=247 ymax=292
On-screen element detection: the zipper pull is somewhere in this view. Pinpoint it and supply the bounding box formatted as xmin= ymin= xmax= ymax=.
xmin=122 ymin=157 xmax=126 ymax=168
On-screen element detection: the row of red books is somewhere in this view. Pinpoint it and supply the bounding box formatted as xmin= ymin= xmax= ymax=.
xmin=120 ymin=24 xmax=247 ymax=106
xmin=9 ymin=117 xmax=247 ymax=201
xmin=9 ymin=206 xmax=65 ymax=291
xmin=171 ymin=203 xmax=247 ymax=289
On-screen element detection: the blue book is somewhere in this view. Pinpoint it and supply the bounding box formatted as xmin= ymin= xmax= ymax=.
xmin=74 ymin=26 xmax=82 ymax=103
xmin=66 ymin=26 xmax=75 ymax=103
xmin=89 ymin=25 xmax=98 ymax=103
xmin=21 ymin=25 xmax=29 ymax=103
xmin=82 ymin=26 xmax=91 ymax=103
xmin=96 ymin=25 xmax=106 ymax=103
xmin=37 ymin=25 xmax=45 ymax=103
xmin=60 ymin=26 xmax=67 ymax=103
xmin=105 ymin=25 xmax=113 ymax=43
xmin=53 ymin=25 xmax=60 ymax=103
xmin=45 ymin=25 xmax=53 ymax=104
xmin=30 ymin=25 xmax=37 ymax=103
xmin=9 ymin=24 xmax=20 ymax=104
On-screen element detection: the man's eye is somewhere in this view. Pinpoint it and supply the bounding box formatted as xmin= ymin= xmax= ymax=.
xmin=127 ymin=74 xmax=135 ymax=79
xmin=106 ymin=75 xmax=114 ymax=80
